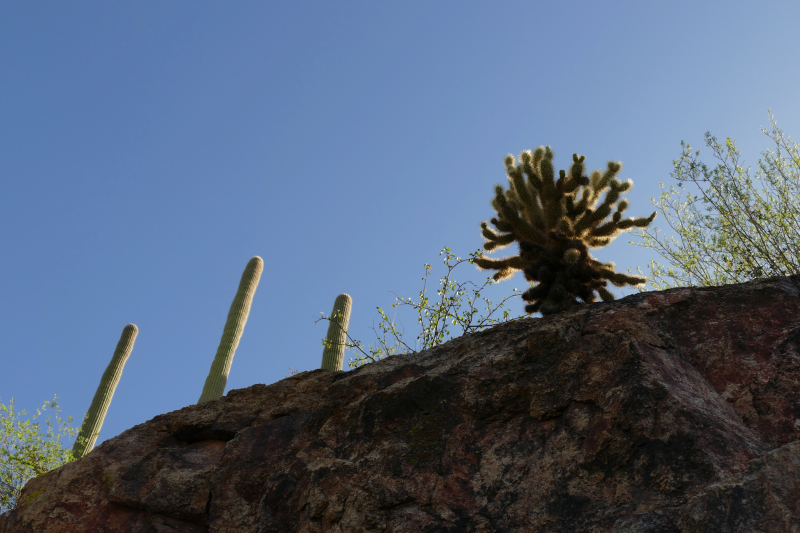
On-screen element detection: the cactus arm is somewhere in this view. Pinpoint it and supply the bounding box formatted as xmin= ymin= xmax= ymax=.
xmin=73 ymin=323 xmax=138 ymax=458
xmin=198 ymin=256 xmax=264 ymax=404
xmin=321 ymin=293 xmax=353 ymax=371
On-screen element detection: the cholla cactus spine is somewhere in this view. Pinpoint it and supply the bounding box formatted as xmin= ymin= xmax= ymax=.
xmin=198 ymin=256 xmax=264 ymax=404
xmin=73 ymin=323 xmax=138 ymax=458
xmin=321 ymin=294 xmax=352 ymax=371
xmin=476 ymin=146 xmax=656 ymax=316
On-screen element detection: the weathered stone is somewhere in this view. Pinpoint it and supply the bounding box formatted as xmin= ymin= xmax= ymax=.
xmin=2 ymin=275 xmax=800 ymax=532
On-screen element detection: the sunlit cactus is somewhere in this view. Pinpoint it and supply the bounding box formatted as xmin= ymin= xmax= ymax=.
xmin=476 ymin=146 xmax=656 ymax=316
xmin=198 ymin=256 xmax=263 ymax=404
xmin=73 ymin=323 xmax=138 ymax=458
xmin=321 ymin=293 xmax=352 ymax=371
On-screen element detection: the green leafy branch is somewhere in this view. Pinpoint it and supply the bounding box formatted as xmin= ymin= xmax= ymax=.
xmin=627 ymin=111 xmax=800 ymax=290
xmin=1 ymin=396 xmax=86 ymax=513
xmin=316 ymin=246 xmax=527 ymax=369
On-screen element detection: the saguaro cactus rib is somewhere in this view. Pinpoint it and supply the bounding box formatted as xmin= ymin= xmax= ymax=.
xmin=321 ymin=293 xmax=352 ymax=371
xmin=198 ymin=256 xmax=263 ymax=404
xmin=73 ymin=323 xmax=138 ymax=459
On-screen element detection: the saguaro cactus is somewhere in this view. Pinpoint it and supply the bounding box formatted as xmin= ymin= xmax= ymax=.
xmin=198 ymin=256 xmax=263 ymax=404
xmin=321 ymin=293 xmax=352 ymax=371
xmin=73 ymin=323 xmax=138 ymax=458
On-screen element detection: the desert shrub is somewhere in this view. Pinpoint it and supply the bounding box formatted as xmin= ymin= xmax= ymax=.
xmin=628 ymin=111 xmax=800 ymax=289
xmin=316 ymin=246 xmax=526 ymax=368
xmin=0 ymin=396 xmax=83 ymax=514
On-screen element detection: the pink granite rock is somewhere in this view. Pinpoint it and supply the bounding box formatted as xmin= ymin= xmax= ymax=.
xmin=2 ymin=275 xmax=800 ymax=532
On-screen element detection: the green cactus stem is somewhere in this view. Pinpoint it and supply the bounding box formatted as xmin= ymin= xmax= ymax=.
xmin=198 ymin=256 xmax=264 ymax=404
xmin=73 ymin=323 xmax=138 ymax=458
xmin=321 ymin=293 xmax=352 ymax=371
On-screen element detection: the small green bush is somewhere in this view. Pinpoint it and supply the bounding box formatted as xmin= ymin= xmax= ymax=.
xmin=317 ymin=246 xmax=526 ymax=369
xmin=0 ymin=396 xmax=84 ymax=514
xmin=628 ymin=111 xmax=800 ymax=289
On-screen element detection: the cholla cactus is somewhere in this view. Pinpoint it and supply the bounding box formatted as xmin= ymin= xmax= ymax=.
xmin=321 ymin=293 xmax=352 ymax=371
xmin=198 ymin=256 xmax=263 ymax=404
xmin=73 ymin=324 xmax=138 ymax=458
xmin=476 ymin=146 xmax=656 ymax=316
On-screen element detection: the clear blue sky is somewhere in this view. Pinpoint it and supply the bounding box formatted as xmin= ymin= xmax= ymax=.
xmin=2 ymin=2 xmax=799 ymax=448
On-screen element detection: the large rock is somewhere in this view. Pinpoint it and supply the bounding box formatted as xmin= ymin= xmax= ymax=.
xmin=2 ymin=276 xmax=800 ymax=532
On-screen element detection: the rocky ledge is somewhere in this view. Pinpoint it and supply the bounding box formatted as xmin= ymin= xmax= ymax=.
xmin=2 ymin=276 xmax=800 ymax=532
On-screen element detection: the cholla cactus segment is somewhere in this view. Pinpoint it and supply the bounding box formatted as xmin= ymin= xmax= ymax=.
xmin=564 ymin=248 xmax=581 ymax=264
xmin=476 ymin=146 xmax=655 ymax=316
xmin=198 ymin=256 xmax=264 ymax=404
xmin=73 ymin=324 xmax=138 ymax=458
xmin=321 ymin=294 xmax=352 ymax=371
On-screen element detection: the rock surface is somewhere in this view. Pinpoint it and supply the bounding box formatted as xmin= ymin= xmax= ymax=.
xmin=3 ymin=275 xmax=800 ymax=532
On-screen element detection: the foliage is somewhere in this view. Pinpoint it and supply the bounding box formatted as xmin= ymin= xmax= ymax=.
xmin=627 ymin=111 xmax=800 ymax=290
xmin=476 ymin=146 xmax=655 ymax=315
xmin=0 ymin=396 xmax=84 ymax=514
xmin=316 ymin=246 xmax=526 ymax=369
